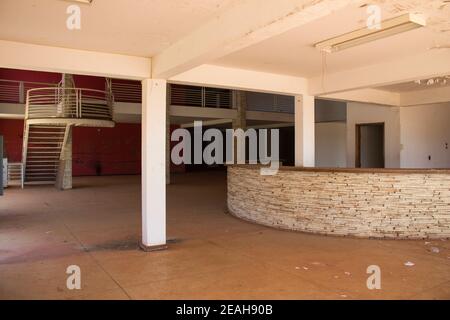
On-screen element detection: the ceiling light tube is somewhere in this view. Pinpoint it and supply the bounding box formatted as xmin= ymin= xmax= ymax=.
xmin=315 ymin=13 xmax=426 ymax=53
xmin=61 ymin=0 xmax=93 ymax=4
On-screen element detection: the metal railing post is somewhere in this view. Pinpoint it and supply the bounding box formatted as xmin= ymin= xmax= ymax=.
xmin=19 ymin=81 xmax=25 ymax=104
xmin=21 ymin=163 xmax=24 ymax=189
xmin=25 ymin=90 xmax=29 ymax=120
xmin=201 ymin=87 xmax=205 ymax=107
xmin=79 ymin=90 xmax=82 ymax=118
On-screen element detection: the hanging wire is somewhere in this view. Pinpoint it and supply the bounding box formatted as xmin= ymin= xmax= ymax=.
xmin=321 ymin=50 xmax=328 ymax=93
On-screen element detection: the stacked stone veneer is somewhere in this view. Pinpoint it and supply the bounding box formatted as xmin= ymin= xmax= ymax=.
xmin=227 ymin=165 xmax=450 ymax=239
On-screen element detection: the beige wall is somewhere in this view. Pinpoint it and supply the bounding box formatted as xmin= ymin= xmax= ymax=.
xmin=315 ymin=122 xmax=347 ymax=168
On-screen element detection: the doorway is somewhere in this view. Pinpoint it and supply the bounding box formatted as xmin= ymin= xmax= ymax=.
xmin=356 ymin=123 xmax=385 ymax=168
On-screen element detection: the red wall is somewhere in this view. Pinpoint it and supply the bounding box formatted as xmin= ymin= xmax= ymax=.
xmin=73 ymin=74 xmax=106 ymax=91
xmin=0 ymin=68 xmax=108 ymax=89
xmin=0 ymin=119 xmax=23 ymax=163
xmin=0 ymin=68 xmax=61 ymax=84
xmin=0 ymin=120 xmax=185 ymax=176
xmin=72 ymin=124 xmax=141 ymax=176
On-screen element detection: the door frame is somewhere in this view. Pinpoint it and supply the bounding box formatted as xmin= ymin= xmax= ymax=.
xmin=355 ymin=122 xmax=385 ymax=168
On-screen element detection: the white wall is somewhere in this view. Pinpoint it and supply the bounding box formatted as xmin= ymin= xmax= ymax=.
xmin=315 ymin=122 xmax=347 ymax=168
xmin=400 ymin=103 xmax=450 ymax=168
xmin=347 ymin=102 xmax=401 ymax=168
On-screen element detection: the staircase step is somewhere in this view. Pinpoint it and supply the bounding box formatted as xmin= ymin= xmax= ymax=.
xmin=25 ymin=171 xmax=56 ymax=174
xmin=30 ymin=126 xmax=65 ymax=129
xmin=29 ymin=130 xmax=65 ymax=134
xmin=29 ymin=131 xmax=65 ymax=133
xmin=26 ymin=175 xmax=57 ymax=178
xmin=28 ymin=151 xmax=61 ymax=154
xmin=29 ymin=133 xmax=64 ymax=135
xmin=25 ymin=181 xmax=55 ymax=184
xmin=28 ymin=147 xmax=61 ymax=151
xmin=24 ymin=181 xmax=55 ymax=185
xmin=27 ymin=163 xmax=57 ymax=168
xmin=23 ymin=124 xmax=68 ymax=186
xmin=28 ymin=141 xmax=60 ymax=145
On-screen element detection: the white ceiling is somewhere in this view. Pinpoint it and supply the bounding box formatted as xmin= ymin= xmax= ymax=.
xmin=0 ymin=0 xmax=237 ymax=57
xmin=212 ymin=1 xmax=450 ymax=79
xmin=1 ymin=0 xmax=449 ymax=89
xmin=378 ymin=76 xmax=450 ymax=92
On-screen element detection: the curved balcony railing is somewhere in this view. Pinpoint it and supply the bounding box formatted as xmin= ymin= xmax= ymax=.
xmin=25 ymin=87 xmax=114 ymax=121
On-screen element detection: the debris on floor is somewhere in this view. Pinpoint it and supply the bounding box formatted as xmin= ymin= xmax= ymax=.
xmin=429 ymin=247 xmax=440 ymax=253
xmin=295 ymin=266 xmax=309 ymax=270
xmin=404 ymin=261 xmax=415 ymax=267
xmin=167 ymin=237 xmax=182 ymax=244
xmin=344 ymin=271 xmax=351 ymax=276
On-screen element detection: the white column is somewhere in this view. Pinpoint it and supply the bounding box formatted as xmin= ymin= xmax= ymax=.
xmin=141 ymin=79 xmax=167 ymax=251
xmin=295 ymin=95 xmax=315 ymax=167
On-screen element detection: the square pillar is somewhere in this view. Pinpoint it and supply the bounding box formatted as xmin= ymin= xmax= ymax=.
xmin=295 ymin=95 xmax=315 ymax=167
xmin=55 ymin=125 xmax=73 ymax=190
xmin=141 ymin=79 xmax=167 ymax=251
xmin=166 ymin=87 xmax=171 ymax=185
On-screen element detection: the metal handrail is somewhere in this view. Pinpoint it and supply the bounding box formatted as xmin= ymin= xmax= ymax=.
xmin=109 ymin=80 xmax=141 ymax=103
xmin=0 ymin=79 xmax=58 ymax=103
xmin=170 ymin=85 xmax=232 ymax=109
xmin=26 ymin=87 xmax=114 ymax=121
xmin=7 ymin=162 xmax=24 ymax=189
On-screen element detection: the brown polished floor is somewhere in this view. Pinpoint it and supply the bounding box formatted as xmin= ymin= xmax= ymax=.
xmin=0 ymin=171 xmax=449 ymax=300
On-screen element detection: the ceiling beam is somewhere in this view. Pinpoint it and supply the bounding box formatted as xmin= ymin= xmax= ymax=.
xmin=320 ymin=88 xmax=401 ymax=107
xmin=152 ymin=0 xmax=358 ymax=79
xmin=170 ymin=64 xmax=307 ymax=95
xmin=246 ymin=111 xmax=294 ymax=123
xmin=170 ymin=105 xmax=237 ymax=119
xmin=180 ymin=119 xmax=233 ymax=129
xmin=308 ymin=50 xmax=450 ymax=95
xmin=248 ymin=123 xmax=294 ymax=129
xmin=400 ymin=86 xmax=450 ymax=107
xmin=0 ymin=40 xmax=151 ymax=80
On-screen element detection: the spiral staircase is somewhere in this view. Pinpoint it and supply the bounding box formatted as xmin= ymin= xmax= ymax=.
xmin=20 ymin=75 xmax=115 ymax=189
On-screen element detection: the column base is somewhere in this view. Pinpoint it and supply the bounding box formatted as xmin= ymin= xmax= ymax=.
xmin=139 ymin=242 xmax=168 ymax=252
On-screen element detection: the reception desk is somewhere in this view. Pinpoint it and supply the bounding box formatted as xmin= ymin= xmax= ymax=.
xmin=227 ymin=165 xmax=450 ymax=239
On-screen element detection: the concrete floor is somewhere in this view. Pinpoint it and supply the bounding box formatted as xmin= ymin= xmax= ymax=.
xmin=0 ymin=171 xmax=449 ymax=300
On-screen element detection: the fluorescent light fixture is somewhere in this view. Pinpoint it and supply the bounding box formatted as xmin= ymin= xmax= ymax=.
xmin=315 ymin=13 xmax=426 ymax=53
xmin=61 ymin=0 xmax=93 ymax=4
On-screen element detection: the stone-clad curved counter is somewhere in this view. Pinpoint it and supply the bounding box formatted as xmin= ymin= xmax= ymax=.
xmin=227 ymin=165 xmax=450 ymax=239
